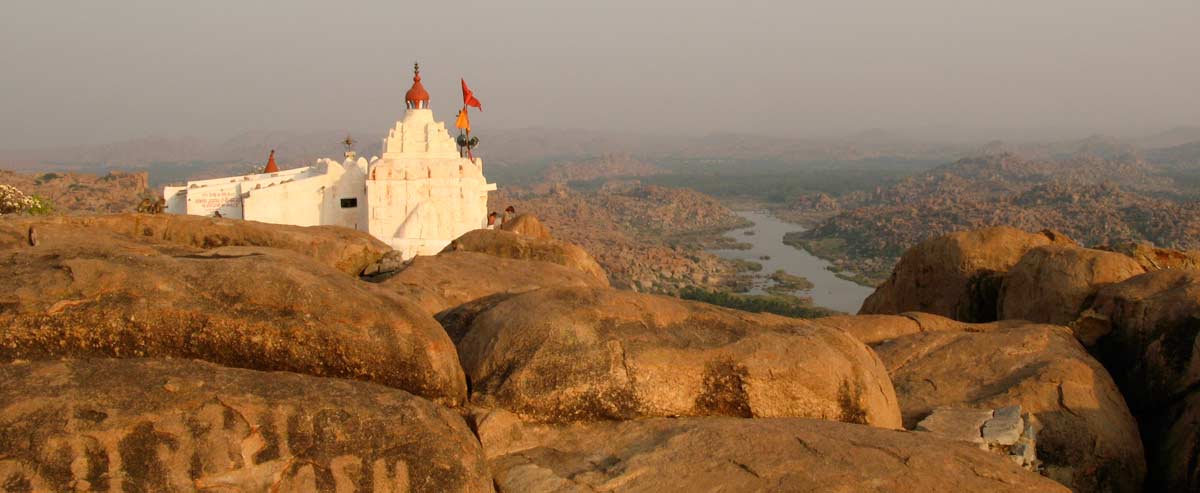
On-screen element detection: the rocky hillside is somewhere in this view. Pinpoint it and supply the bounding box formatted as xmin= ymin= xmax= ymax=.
xmin=489 ymin=181 xmax=749 ymax=293
xmin=860 ymin=226 xmax=1200 ymax=491
xmin=1 ymin=212 xmax=1102 ymax=492
xmin=0 ymin=169 xmax=151 ymax=213
xmin=540 ymin=153 xmax=669 ymax=183
xmin=4 ymin=212 xmax=1197 ymax=490
xmin=788 ymin=152 xmax=1200 ymax=284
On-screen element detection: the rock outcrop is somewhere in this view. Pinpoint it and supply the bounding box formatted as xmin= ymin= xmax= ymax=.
xmin=0 ymin=235 xmax=466 ymax=405
xmin=872 ymin=322 xmax=1145 ymax=493
xmin=998 ymin=245 xmax=1144 ymax=325
xmin=0 ymin=359 xmax=492 ymax=492
xmin=860 ymin=227 xmax=1072 ymax=321
xmin=458 ymin=287 xmax=902 ymax=427
xmin=443 ymin=229 xmax=608 ymax=284
xmin=1102 ymin=240 xmax=1200 ymax=272
xmin=378 ymin=250 xmax=606 ymax=316
xmin=473 ymin=410 xmax=1069 ymax=492
xmin=1074 ymin=269 xmax=1200 ymax=491
xmin=1151 ymin=392 xmax=1200 ymax=492
xmin=0 ymin=213 xmax=390 ymax=276
xmin=498 ymin=213 xmax=551 ymax=240
xmin=1075 ymin=268 xmax=1200 ymax=411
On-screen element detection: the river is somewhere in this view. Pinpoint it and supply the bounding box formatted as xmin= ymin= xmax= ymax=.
xmin=707 ymin=210 xmax=874 ymax=313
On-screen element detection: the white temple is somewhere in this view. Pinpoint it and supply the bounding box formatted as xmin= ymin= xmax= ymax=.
xmin=164 ymin=64 xmax=496 ymax=260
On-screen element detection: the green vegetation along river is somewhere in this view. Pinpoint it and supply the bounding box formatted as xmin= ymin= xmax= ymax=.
xmin=708 ymin=210 xmax=875 ymax=313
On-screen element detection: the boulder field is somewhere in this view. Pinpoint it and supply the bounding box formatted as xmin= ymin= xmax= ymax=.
xmin=0 ymin=217 xmax=466 ymax=406
xmin=861 ymin=225 xmax=1200 ymax=491
xmin=1 ymin=214 xmax=1179 ymax=491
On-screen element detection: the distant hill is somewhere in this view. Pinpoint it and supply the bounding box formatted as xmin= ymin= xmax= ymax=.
xmin=1137 ymin=126 xmax=1200 ymax=149
xmin=789 ymin=151 xmax=1200 ymax=284
xmin=0 ymin=169 xmax=151 ymax=213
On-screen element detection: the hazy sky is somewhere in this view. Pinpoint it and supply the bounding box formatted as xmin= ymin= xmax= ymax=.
xmin=2 ymin=0 xmax=1198 ymax=149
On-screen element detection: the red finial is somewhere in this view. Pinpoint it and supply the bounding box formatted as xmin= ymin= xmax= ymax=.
xmin=264 ymin=149 xmax=279 ymax=173
xmin=405 ymin=62 xmax=430 ymax=109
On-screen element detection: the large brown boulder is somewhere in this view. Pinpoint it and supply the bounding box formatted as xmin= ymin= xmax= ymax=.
xmin=0 ymin=213 xmax=390 ymax=275
xmin=457 ymin=287 xmax=902 ymax=428
xmin=1075 ymin=268 xmax=1200 ymax=412
xmin=0 ymin=359 xmax=492 ymax=492
xmin=872 ymin=323 xmax=1144 ymax=493
xmin=443 ymin=229 xmax=608 ymax=284
xmin=473 ymin=410 xmax=1068 ymax=492
xmin=0 ymin=236 xmax=466 ymax=406
xmin=498 ymin=213 xmax=551 ymax=239
xmin=860 ymin=227 xmax=1073 ymax=322
xmin=1074 ymin=268 xmax=1200 ymax=491
xmin=379 ymin=250 xmax=607 ymax=316
xmin=998 ymin=245 xmax=1144 ymax=325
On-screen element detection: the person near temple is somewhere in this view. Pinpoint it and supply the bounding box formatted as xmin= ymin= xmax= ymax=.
xmin=501 ymin=205 xmax=515 ymax=225
xmin=486 ymin=211 xmax=498 ymax=229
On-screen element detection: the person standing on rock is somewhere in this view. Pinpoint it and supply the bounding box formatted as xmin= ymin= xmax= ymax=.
xmin=501 ymin=206 xmax=515 ymax=226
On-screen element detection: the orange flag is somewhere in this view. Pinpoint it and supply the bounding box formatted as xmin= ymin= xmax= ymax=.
xmin=461 ymin=78 xmax=482 ymax=110
xmin=455 ymin=106 xmax=471 ymax=132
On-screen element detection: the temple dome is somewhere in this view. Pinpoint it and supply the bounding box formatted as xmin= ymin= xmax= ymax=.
xmin=405 ymin=63 xmax=430 ymax=109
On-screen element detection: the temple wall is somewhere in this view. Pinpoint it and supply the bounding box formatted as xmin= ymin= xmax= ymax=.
xmin=242 ymin=174 xmax=327 ymax=227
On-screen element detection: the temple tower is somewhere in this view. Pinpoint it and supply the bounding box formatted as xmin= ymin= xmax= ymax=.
xmin=365 ymin=63 xmax=496 ymax=259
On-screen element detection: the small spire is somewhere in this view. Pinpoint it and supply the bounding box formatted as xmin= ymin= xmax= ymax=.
xmin=264 ymin=149 xmax=279 ymax=173
xmin=343 ymin=135 xmax=357 ymax=159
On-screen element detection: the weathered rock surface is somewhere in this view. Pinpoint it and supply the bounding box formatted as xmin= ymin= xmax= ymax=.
xmin=378 ymin=250 xmax=606 ymax=316
xmin=1103 ymin=240 xmax=1200 ymax=272
xmin=498 ymin=213 xmax=551 ymax=240
xmin=0 ymin=236 xmax=466 ymax=405
xmin=1075 ymin=268 xmax=1200 ymax=412
xmin=0 ymin=359 xmax=492 ymax=492
xmin=813 ymin=312 xmax=972 ymax=345
xmin=458 ymin=287 xmax=902 ymax=427
xmin=872 ymin=323 xmax=1144 ymax=493
xmin=998 ymin=245 xmax=1144 ymax=325
xmin=860 ymin=227 xmax=1073 ymax=321
xmin=473 ymin=410 xmax=1069 ymax=492
xmin=1073 ymin=268 xmax=1200 ymax=490
xmin=0 ymin=213 xmax=391 ymax=276
xmin=443 ymin=229 xmax=608 ymax=284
